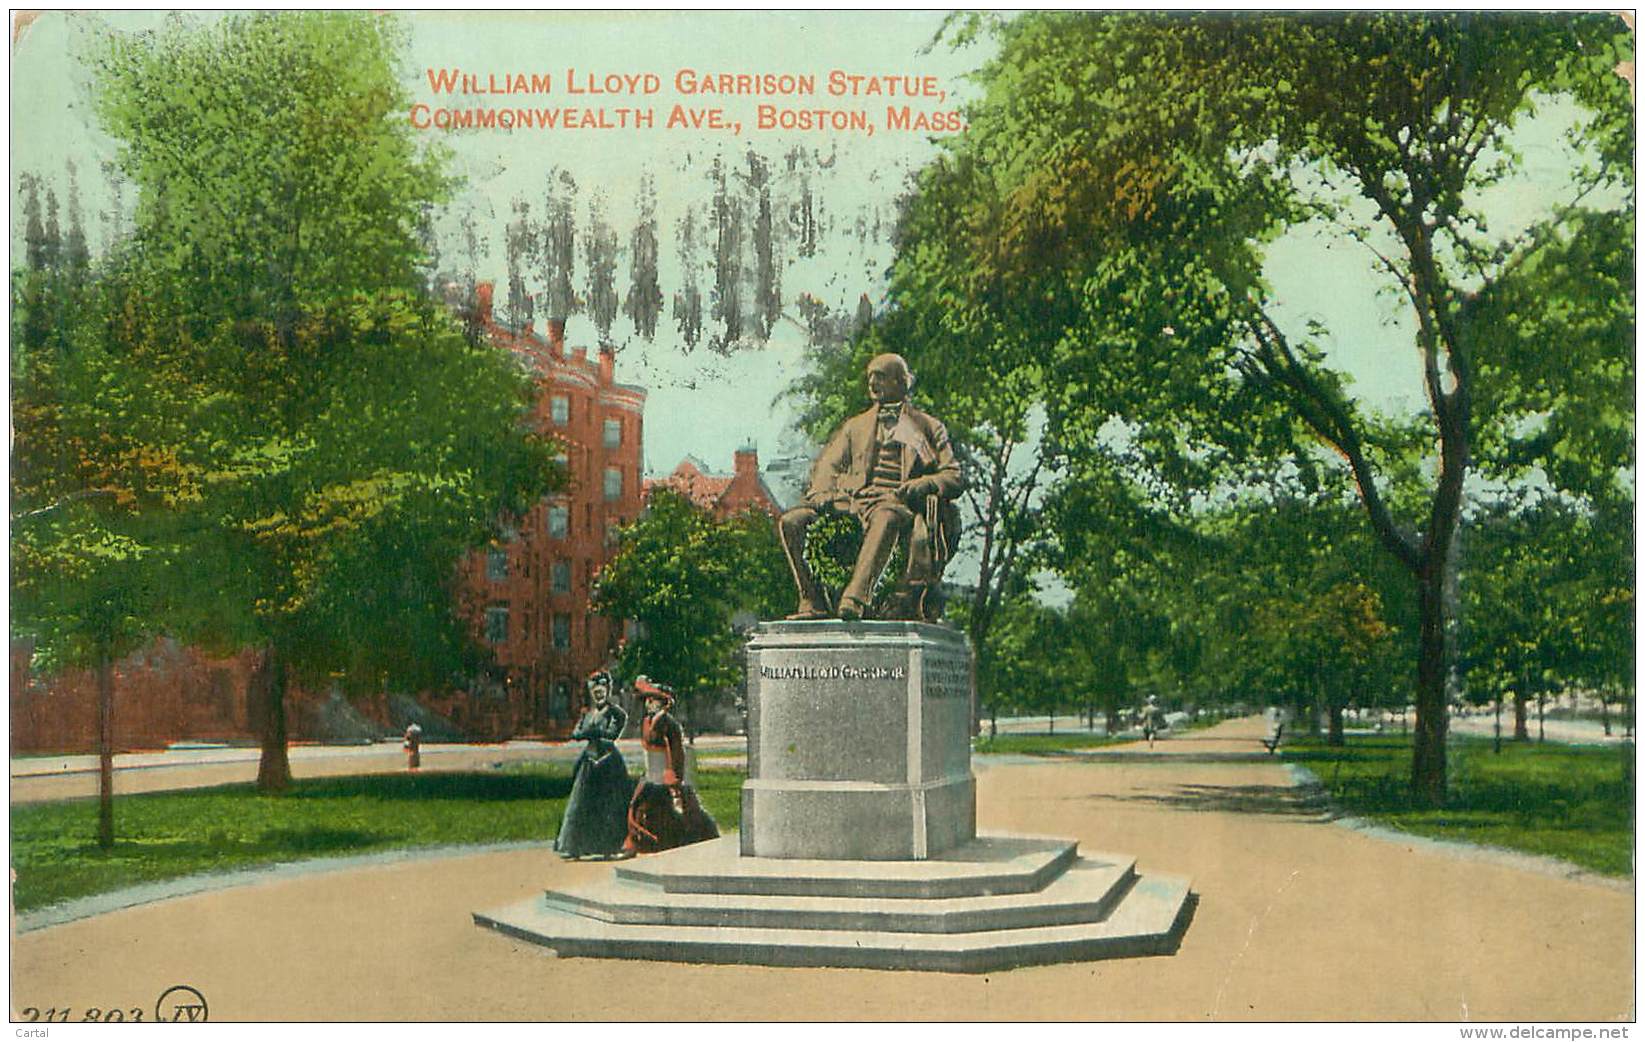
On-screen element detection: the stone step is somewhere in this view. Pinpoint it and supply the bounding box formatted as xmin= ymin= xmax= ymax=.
xmin=545 ymin=855 xmax=1136 ymax=934
xmin=614 ymin=832 xmax=1077 ymax=899
xmin=475 ymin=872 xmax=1194 ymax=974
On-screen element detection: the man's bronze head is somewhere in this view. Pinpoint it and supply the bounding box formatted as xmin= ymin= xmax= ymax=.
xmin=865 ymin=353 xmax=913 ymax=405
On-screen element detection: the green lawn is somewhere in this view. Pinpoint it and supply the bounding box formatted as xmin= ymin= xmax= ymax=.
xmin=1282 ymin=735 xmax=1635 ymax=876
xmin=11 ymin=760 xmax=747 ymax=914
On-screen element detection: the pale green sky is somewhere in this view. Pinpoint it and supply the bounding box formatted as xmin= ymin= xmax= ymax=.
xmin=9 ymin=11 xmax=1619 ymax=483
xmin=11 ymin=10 xmax=989 ymax=476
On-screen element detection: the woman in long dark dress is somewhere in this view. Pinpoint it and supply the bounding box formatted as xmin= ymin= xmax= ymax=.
xmin=622 ymin=676 xmax=719 ymax=855
xmin=554 ymin=670 xmax=631 ymax=859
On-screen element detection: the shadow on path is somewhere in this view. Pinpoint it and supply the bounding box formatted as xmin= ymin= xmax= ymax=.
xmin=1066 ymin=781 xmax=1331 ymax=818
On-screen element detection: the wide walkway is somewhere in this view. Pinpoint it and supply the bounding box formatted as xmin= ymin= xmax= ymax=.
xmin=9 ymin=717 xmax=1633 ymax=1021
xmin=10 ymin=736 xmax=745 ymax=804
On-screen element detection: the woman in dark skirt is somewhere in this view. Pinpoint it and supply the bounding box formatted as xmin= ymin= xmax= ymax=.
xmin=553 ymin=670 xmax=631 ymax=859
xmin=622 ymin=676 xmax=719 ymax=855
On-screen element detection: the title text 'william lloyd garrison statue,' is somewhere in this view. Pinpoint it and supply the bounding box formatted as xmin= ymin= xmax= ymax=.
xmin=422 ymin=67 xmax=950 ymax=100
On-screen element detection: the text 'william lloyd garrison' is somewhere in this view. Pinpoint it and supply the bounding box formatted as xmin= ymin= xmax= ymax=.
xmin=759 ymin=664 xmax=908 ymax=681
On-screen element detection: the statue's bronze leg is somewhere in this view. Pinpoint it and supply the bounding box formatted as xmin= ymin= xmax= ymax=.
xmin=778 ymin=506 xmax=831 ymax=619
xmin=882 ymin=511 xmax=936 ymax=620
xmin=839 ymin=503 xmax=912 ymax=619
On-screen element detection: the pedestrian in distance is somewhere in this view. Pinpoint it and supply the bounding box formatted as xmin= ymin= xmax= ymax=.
xmin=403 ymin=722 xmax=423 ymax=770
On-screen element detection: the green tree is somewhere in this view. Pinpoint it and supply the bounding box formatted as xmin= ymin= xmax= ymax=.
xmin=11 ymin=192 xmax=206 ymax=844
xmin=904 ymin=11 xmax=1632 ymax=804
xmin=593 ymin=491 xmax=788 ymax=728
xmin=86 ymin=12 xmax=558 ymax=792
xmin=1462 ymin=496 xmax=1634 ymax=743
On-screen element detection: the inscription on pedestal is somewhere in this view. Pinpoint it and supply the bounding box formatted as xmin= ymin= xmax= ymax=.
xmin=759 ymin=664 xmax=908 ymax=681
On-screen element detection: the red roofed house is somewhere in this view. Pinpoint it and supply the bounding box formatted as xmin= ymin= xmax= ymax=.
xmin=645 ymin=448 xmax=781 ymax=519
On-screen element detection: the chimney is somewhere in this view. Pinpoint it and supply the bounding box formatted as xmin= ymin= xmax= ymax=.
xmin=475 ymin=282 xmax=494 ymax=325
xmin=598 ymin=345 xmax=615 ymax=385
xmin=734 ymin=446 xmax=758 ymax=478
xmin=572 ymin=346 xmax=588 ymax=364
xmin=546 ymin=318 xmax=565 ymax=359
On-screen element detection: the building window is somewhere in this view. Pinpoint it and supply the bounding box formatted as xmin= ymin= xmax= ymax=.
xmin=486 ymin=548 xmax=508 ymax=582
xmin=548 ymin=504 xmax=568 ymax=539
xmin=552 ymin=613 xmax=571 ymax=649
xmin=485 ymin=606 xmax=509 ymax=645
xmin=551 ymin=560 xmax=571 ymax=595
xmin=550 ymin=395 xmax=569 ymax=425
xmin=604 ymin=466 xmax=622 ymax=501
xmin=551 ymin=678 xmax=572 ymax=719
xmin=603 ymin=418 xmax=622 ymax=449
xmin=605 ymin=518 xmax=619 ymax=546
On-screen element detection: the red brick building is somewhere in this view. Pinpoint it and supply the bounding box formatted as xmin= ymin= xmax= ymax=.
xmin=451 ymin=285 xmax=647 ymax=739
xmin=646 ymin=449 xmax=781 ymax=519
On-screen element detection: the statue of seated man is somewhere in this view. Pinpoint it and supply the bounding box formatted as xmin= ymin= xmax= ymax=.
xmin=778 ymin=352 xmax=964 ymax=622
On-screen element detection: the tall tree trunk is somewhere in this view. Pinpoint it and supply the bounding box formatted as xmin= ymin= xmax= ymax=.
xmin=1536 ymin=691 xmax=1546 ymax=743
xmin=1327 ymin=702 xmax=1344 ymax=747
xmin=257 ymin=646 xmax=292 ymax=794
xmin=1600 ymin=693 xmax=1612 ymax=737
xmin=1410 ymin=560 xmax=1450 ymax=807
xmin=1493 ymin=695 xmax=1502 ymax=754
xmin=1513 ymin=689 xmax=1529 ymax=741
xmin=96 ymin=639 xmax=115 ymax=850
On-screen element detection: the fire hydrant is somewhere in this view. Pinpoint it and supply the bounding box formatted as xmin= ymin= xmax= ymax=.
xmin=403 ymin=722 xmax=423 ymax=770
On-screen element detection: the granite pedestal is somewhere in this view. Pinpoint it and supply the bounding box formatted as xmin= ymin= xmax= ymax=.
xmin=741 ymin=621 xmax=975 ymax=860
xmin=475 ymin=620 xmax=1194 ymax=972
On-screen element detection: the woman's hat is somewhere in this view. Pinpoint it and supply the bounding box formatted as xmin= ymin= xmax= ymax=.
xmin=586 ymin=669 xmax=613 ymax=689
xmin=633 ymin=675 xmax=675 ymax=705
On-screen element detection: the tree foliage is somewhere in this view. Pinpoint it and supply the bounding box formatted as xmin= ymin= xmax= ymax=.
xmin=593 ymin=491 xmax=788 ymax=713
xmin=27 ymin=11 xmax=563 ymax=792
xmin=894 ymin=11 xmax=1632 ymax=803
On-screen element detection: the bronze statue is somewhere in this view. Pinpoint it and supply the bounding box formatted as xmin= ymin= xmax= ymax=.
xmin=778 ymin=352 xmax=964 ymax=622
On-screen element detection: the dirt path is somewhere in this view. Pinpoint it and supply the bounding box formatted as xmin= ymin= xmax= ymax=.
xmin=9 ymin=717 xmax=1633 ymax=1021
xmin=10 ymin=737 xmax=745 ymax=803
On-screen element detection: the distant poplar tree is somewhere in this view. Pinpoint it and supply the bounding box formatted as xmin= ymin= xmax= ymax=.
xmin=673 ymin=209 xmax=703 ymax=349
xmin=623 ymin=177 xmax=663 ymax=340
xmin=542 ymin=170 xmax=578 ymax=320
xmin=584 ymin=196 xmax=619 ymax=340
xmin=709 ymin=157 xmax=744 ymax=350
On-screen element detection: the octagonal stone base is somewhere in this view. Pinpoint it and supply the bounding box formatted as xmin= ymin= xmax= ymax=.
xmin=474 ymin=620 xmax=1198 ymax=972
